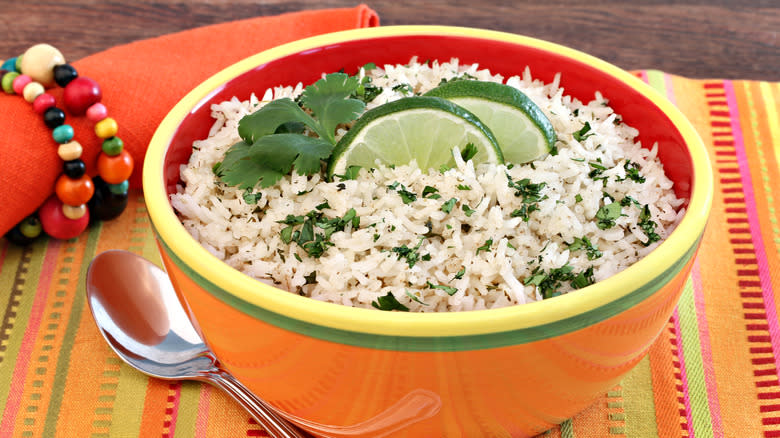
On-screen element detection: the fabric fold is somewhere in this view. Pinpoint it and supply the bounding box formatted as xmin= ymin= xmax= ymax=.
xmin=0 ymin=5 xmax=379 ymax=236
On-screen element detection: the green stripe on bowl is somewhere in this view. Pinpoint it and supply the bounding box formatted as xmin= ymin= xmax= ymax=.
xmin=156 ymin=233 xmax=700 ymax=352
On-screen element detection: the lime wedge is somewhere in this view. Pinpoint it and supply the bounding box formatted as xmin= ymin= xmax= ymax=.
xmin=327 ymin=96 xmax=503 ymax=177
xmin=425 ymin=80 xmax=556 ymax=164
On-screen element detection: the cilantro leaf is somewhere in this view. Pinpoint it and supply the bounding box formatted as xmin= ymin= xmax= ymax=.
xmin=372 ymin=292 xmax=409 ymax=312
xmin=249 ymin=133 xmax=333 ymax=182
xmin=426 ymin=281 xmax=458 ymax=296
xmin=238 ymin=99 xmax=318 ymax=144
xmin=300 ymin=73 xmax=365 ymax=143
xmin=595 ymin=202 xmax=622 ymax=229
xmin=218 ymin=141 xmax=284 ymax=189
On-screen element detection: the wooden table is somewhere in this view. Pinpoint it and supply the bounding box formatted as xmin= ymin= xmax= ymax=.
xmin=1 ymin=0 xmax=777 ymax=80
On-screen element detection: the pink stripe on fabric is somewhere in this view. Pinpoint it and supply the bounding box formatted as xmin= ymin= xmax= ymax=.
xmin=673 ymin=308 xmax=696 ymax=438
xmin=166 ymin=383 xmax=182 ymax=438
xmin=692 ymin=259 xmax=725 ymax=437
xmin=0 ymin=240 xmax=61 ymax=438
xmin=194 ymin=384 xmax=211 ymax=437
xmin=724 ymin=80 xmax=780 ymax=374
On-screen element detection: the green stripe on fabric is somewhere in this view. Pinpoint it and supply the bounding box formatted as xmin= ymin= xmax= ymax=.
xmin=0 ymin=243 xmax=46 ymax=418
xmin=106 ymin=362 xmax=146 ymax=437
xmin=42 ymin=224 xmax=102 ymax=436
xmin=645 ymin=70 xmax=667 ymax=94
xmin=159 ymin=233 xmax=700 ymax=351
xmin=173 ymin=382 xmax=202 ymax=438
xmin=622 ymin=355 xmax=660 ymax=437
xmin=676 ymin=276 xmax=715 ymax=437
xmin=560 ymin=418 xmax=574 ymax=438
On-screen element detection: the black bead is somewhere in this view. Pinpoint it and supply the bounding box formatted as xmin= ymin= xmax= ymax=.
xmin=53 ymin=64 xmax=78 ymax=87
xmin=43 ymin=107 xmax=66 ymax=129
xmin=63 ymin=159 xmax=86 ymax=178
xmin=88 ymin=176 xmax=129 ymax=223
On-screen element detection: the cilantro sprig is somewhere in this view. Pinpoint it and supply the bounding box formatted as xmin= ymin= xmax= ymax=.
xmin=216 ymin=73 xmax=366 ymax=189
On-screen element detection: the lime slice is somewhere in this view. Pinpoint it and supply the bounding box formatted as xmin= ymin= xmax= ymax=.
xmin=425 ymin=80 xmax=556 ymax=164
xmin=328 ymin=96 xmax=503 ymax=177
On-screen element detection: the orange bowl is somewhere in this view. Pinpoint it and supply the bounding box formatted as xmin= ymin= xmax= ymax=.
xmin=143 ymin=26 xmax=713 ymax=437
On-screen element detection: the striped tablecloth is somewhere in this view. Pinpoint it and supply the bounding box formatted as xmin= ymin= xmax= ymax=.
xmin=1 ymin=68 xmax=778 ymax=436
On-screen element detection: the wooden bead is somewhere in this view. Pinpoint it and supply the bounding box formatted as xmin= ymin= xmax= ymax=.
xmin=97 ymin=149 xmax=134 ymax=184
xmin=62 ymin=203 xmax=87 ymax=220
xmin=12 ymin=74 xmax=31 ymax=94
xmin=39 ymin=195 xmax=89 ymax=240
xmin=23 ymin=81 xmax=45 ymax=103
xmin=55 ymin=174 xmax=95 ymax=206
xmin=86 ymin=103 xmax=107 ymax=122
xmin=63 ymin=76 xmax=101 ymax=115
xmin=32 ymin=93 xmax=56 ymax=114
xmin=57 ymin=141 xmax=83 ymax=161
xmin=94 ymin=117 xmax=118 ymax=139
xmin=20 ymin=44 xmax=65 ymax=88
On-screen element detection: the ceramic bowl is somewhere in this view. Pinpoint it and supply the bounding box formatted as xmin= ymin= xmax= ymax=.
xmin=143 ymin=26 xmax=713 ymax=437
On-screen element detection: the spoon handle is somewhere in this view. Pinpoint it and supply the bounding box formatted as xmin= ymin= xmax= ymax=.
xmin=209 ymin=371 xmax=308 ymax=438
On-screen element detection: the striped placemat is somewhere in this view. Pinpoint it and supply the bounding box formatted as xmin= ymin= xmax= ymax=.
xmin=0 ymin=72 xmax=778 ymax=437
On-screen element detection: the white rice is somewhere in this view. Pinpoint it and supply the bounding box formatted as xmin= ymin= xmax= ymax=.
xmin=170 ymin=58 xmax=685 ymax=312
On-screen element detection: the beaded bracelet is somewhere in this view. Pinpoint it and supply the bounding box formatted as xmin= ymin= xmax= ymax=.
xmin=1 ymin=44 xmax=133 ymax=244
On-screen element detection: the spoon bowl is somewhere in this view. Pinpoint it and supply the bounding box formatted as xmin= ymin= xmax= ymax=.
xmin=86 ymin=249 xmax=306 ymax=438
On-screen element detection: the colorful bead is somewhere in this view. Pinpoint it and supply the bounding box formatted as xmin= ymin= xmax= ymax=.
xmin=55 ymin=174 xmax=94 ymax=206
xmin=23 ymin=81 xmax=45 ymax=103
xmin=97 ymin=149 xmax=134 ymax=184
xmin=53 ymin=64 xmax=78 ymax=87
xmin=12 ymin=74 xmax=32 ymax=94
xmin=63 ymin=76 xmax=101 ymax=115
xmin=63 ymin=159 xmax=86 ymax=178
xmin=88 ymin=176 xmax=129 ymax=221
xmin=61 ymin=203 xmax=87 ymax=220
xmin=1 ymin=57 xmax=17 ymax=71
xmin=2 ymin=71 xmax=19 ymax=93
xmin=19 ymin=216 xmax=42 ymax=239
xmin=32 ymin=92 xmax=56 ymax=114
xmin=43 ymin=106 xmax=65 ymax=128
xmin=20 ymin=44 xmax=65 ymax=87
xmin=52 ymin=124 xmax=74 ymax=144
xmin=86 ymin=102 xmax=107 ymax=122
xmin=39 ymin=195 xmax=89 ymax=239
xmin=101 ymin=136 xmax=124 ymax=156
xmin=108 ymin=180 xmax=129 ymax=195
xmin=4 ymin=222 xmax=36 ymax=245
xmin=94 ymin=117 xmax=117 ymax=138
xmin=57 ymin=141 xmax=83 ymax=161
xmin=14 ymin=56 xmax=22 ymax=72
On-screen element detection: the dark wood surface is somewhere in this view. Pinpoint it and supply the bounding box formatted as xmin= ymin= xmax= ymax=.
xmin=1 ymin=1 xmax=778 ymax=80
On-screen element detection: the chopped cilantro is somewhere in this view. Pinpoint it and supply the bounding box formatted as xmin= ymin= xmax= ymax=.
xmin=441 ymin=197 xmax=458 ymax=214
xmin=573 ymin=121 xmax=594 ymax=142
xmin=334 ymin=165 xmax=362 ymax=181
xmin=506 ymin=173 xmax=547 ymax=220
xmin=454 ymin=266 xmax=466 ymax=280
xmin=426 ymin=281 xmax=458 ymax=296
xmin=462 ymin=204 xmax=477 ymax=217
xmin=277 ymin=208 xmax=358 ymax=258
xmin=476 ymin=239 xmax=493 ymax=255
xmin=387 ymin=181 xmax=417 ymax=204
xmin=422 ymin=186 xmax=441 ymax=199
xmin=460 ymin=143 xmax=478 ymax=162
xmin=567 ymin=236 xmax=602 ymax=260
xmin=570 ymin=266 xmax=595 ymax=289
xmin=575 ymin=193 xmax=583 ymax=203
xmin=242 ymin=190 xmax=262 ymax=204
xmin=621 ymin=196 xmax=641 ymax=207
xmin=391 ymin=236 xmax=425 ymax=268
xmin=618 ymin=160 xmax=646 ymax=183
xmin=392 ymin=83 xmax=414 ymax=95
xmin=638 ymin=204 xmax=661 ymax=246
xmin=405 ymin=289 xmax=429 ymax=306
xmin=371 ymin=292 xmax=409 ymax=311
xmin=524 ymin=264 xmax=587 ymax=299
xmin=457 ymin=184 xmax=472 ymax=191
xmin=595 ymin=202 xmax=622 ymax=229
xmin=303 ymin=271 xmax=317 ymax=284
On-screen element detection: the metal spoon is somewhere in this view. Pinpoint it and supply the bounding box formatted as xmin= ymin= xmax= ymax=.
xmin=85 ymin=249 xmax=307 ymax=438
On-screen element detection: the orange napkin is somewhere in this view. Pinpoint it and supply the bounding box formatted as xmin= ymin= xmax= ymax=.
xmin=0 ymin=5 xmax=379 ymax=236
